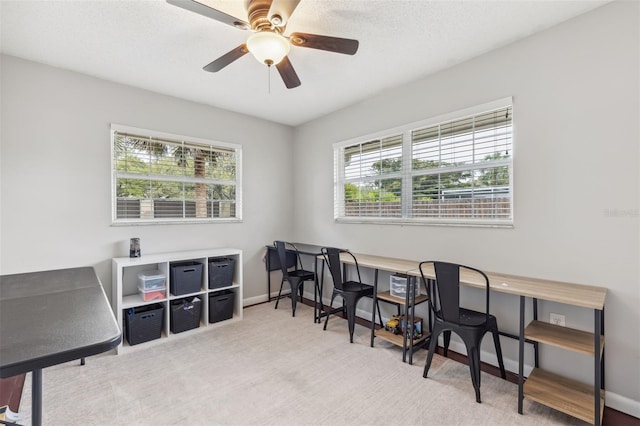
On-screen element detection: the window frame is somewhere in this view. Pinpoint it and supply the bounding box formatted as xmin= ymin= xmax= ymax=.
xmin=110 ymin=124 xmax=242 ymax=225
xmin=333 ymin=97 xmax=513 ymax=227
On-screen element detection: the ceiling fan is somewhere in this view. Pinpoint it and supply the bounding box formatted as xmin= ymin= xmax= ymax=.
xmin=166 ymin=0 xmax=359 ymax=89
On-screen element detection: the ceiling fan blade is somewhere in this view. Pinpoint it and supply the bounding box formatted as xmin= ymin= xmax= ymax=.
xmin=276 ymin=56 xmax=301 ymax=89
xmin=203 ymin=44 xmax=249 ymax=72
xmin=289 ymin=32 xmax=359 ymax=55
xmin=166 ymin=0 xmax=250 ymax=30
xmin=268 ymin=0 xmax=301 ymax=27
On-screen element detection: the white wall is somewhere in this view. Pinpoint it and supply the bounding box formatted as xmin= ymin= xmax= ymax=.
xmin=0 ymin=54 xmax=295 ymax=303
xmin=293 ymin=0 xmax=640 ymax=416
xmin=1 ymin=0 xmax=638 ymax=418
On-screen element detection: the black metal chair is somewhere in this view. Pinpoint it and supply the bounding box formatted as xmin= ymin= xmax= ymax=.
xmin=321 ymin=247 xmax=379 ymax=343
xmin=273 ymin=241 xmax=315 ymax=317
xmin=419 ymin=261 xmax=506 ymax=403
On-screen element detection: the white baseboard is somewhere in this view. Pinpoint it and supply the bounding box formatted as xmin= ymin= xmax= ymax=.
xmin=606 ymin=391 xmax=640 ymax=418
xmin=243 ymin=294 xmax=268 ymax=306
xmin=243 ymin=290 xmax=292 ymax=307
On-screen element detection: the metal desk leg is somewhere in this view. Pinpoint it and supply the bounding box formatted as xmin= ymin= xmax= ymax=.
xmin=594 ymin=309 xmax=602 ymax=426
xmin=601 ymin=307 xmax=605 ymax=388
xmin=32 ymin=368 xmax=42 ymax=426
xmin=313 ymin=256 xmax=318 ymax=323
xmin=408 ymin=276 xmax=416 ymax=365
xmin=266 ymin=248 xmax=272 ymax=302
xmin=532 ymin=298 xmax=539 ymax=368
xmin=518 ymin=295 xmax=525 ymax=414
xmin=314 ymin=257 xmax=325 ymax=323
xmin=402 ymin=276 xmax=411 ymax=364
xmin=320 ymin=260 xmax=325 ymax=316
xmin=370 ymin=269 xmax=378 ymax=347
xmin=315 ymin=259 xmax=326 ymax=323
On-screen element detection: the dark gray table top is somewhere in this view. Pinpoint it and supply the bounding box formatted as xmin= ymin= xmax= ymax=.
xmin=0 ymin=267 xmax=121 ymax=378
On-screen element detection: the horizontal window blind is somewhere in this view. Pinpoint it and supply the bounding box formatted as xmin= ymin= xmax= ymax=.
xmin=337 ymin=134 xmax=403 ymax=218
xmin=411 ymin=106 xmax=512 ymax=221
xmin=112 ymin=125 xmax=241 ymax=224
xmin=334 ymin=99 xmax=513 ymax=226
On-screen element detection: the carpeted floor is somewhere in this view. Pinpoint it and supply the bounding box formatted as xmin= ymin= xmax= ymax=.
xmin=17 ymin=301 xmax=584 ymax=425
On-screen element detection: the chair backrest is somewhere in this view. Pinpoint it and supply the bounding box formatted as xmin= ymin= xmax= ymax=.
xmin=274 ymin=241 xmax=301 ymax=280
xmin=321 ymin=247 xmax=362 ymax=291
xmin=419 ymin=261 xmax=490 ymax=324
xmin=321 ymin=247 xmax=344 ymax=290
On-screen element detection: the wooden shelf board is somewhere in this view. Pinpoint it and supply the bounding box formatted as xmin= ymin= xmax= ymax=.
xmin=524 ymin=368 xmax=604 ymax=425
xmin=375 ymin=328 xmax=429 ymax=348
xmin=524 ymin=320 xmax=604 ymax=356
xmin=376 ymin=291 xmax=428 ymax=306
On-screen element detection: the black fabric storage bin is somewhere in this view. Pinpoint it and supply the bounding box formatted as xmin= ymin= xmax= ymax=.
xmin=170 ymin=261 xmax=203 ymax=296
xmin=209 ymin=290 xmax=235 ymax=323
xmin=170 ymin=297 xmax=202 ymax=334
xmin=265 ymin=247 xmax=296 ymax=272
xmin=208 ymin=258 xmax=235 ymax=289
xmin=124 ymin=303 xmax=164 ymax=346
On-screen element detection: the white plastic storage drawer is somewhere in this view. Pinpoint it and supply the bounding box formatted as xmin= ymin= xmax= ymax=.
xmin=389 ymin=274 xmax=421 ymax=298
xmin=138 ymin=270 xmax=166 ymax=291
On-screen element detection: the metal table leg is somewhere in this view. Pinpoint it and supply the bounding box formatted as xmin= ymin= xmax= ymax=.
xmin=314 ymin=258 xmax=326 ymax=323
xmin=266 ymin=248 xmax=272 ymax=302
xmin=32 ymin=368 xmax=42 ymax=426
xmin=518 ymin=295 xmax=525 ymax=414
xmin=533 ymin=298 xmax=539 ymax=368
xmin=370 ymin=269 xmax=378 ymax=347
xmin=594 ymin=309 xmax=602 ymax=426
xmin=313 ymin=256 xmax=318 ymax=323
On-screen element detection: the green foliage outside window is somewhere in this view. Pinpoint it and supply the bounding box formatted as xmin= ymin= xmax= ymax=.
xmin=345 ymin=153 xmax=509 ymax=203
xmin=113 ymin=131 xmax=240 ymax=221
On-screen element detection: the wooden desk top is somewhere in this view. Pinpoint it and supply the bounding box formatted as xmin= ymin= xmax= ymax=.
xmin=484 ymin=271 xmax=606 ymax=310
xmin=339 ymin=252 xmax=420 ymax=275
xmin=338 ymin=252 xmax=607 ymax=310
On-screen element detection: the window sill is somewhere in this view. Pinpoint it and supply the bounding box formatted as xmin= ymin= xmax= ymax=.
xmin=335 ymin=217 xmax=513 ymax=228
xmin=111 ymin=218 xmax=243 ymax=226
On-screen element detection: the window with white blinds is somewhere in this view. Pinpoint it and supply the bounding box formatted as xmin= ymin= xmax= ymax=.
xmin=111 ymin=124 xmax=242 ymax=224
xmin=334 ymin=98 xmax=513 ymax=226
xmin=340 ymin=134 xmax=404 ymax=217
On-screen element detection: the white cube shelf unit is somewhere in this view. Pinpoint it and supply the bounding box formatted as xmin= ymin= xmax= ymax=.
xmin=112 ymin=248 xmax=243 ymax=353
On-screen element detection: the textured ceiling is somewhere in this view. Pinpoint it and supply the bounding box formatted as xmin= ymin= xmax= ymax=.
xmin=0 ymin=0 xmax=611 ymax=126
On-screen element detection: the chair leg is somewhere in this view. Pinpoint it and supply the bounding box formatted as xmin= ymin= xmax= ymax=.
xmin=345 ymin=298 xmax=358 ymax=343
xmin=443 ymin=330 xmax=451 ymax=357
xmin=290 ymin=278 xmax=304 ymax=317
xmin=423 ymin=326 xmax=441 ymax=378
xmin=298 ymin=284 xmax=304 ymax=313
xmin=323 ymin=292 xmax=337 ymax=331
xmin=492 ymin=327 xmax=507 ymax=379
xmin=274 ymin=277 xmax=286 ymax=310
xmin=291 ymin=283 xmax=298 ymax=317
xmin=465 ymin=343 xmax=482 ymax=403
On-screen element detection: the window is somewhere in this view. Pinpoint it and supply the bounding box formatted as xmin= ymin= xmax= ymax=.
xmin=334 ymin=98 xmax=513 ymax=226
xmin=111 ymin=124 xmax=242 ymax=224
xmin=341 ymin=134 xmax=404 ymax=217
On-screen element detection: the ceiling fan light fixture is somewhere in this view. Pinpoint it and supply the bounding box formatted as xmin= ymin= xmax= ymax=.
xmin=247 ymin=31 xmax=290 ymax=66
